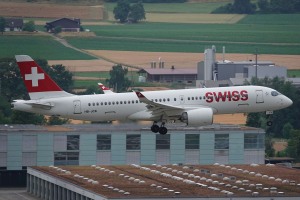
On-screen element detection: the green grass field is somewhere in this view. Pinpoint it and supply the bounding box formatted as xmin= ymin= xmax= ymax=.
xmin=66 ymin=13 xmax=300 ymax=55
xmin=105 ymin=2 xmax=230 ymax=14
xmin=287 ymin=70 xmax=300 ymax=78
xmin=74 ymin=71 xmax=110 ymax=79
xmin=0 ymin=35 xmax=94 ymax=60
xmin=85 ymin=22 xmax=300 ymax=44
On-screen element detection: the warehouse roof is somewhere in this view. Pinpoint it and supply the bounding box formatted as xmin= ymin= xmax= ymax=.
xmin=0 ymin=123 xmax=263 ymax=133
xmin=32 ymin=164 xmax=300 ymax=199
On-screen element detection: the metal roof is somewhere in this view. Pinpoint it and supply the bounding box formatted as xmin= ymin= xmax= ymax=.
xmin=143 ymin=68 xmax=197 ymax=75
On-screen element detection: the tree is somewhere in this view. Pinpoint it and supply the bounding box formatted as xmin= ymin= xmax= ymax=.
xmin=245 ymin=77 xmax=300 ymax=138
xmin=11 ymin=111 xmax=45 ymax=125
xmin=113 ymin=0 xmax=130 ymax=23
xmin=23 ymin=21 xmax=35 ymax=32
xmin=128 ymin=2 xmax=146 ymax=23
xmin=107 ymin=64 xmax=131 ymax=93
xmin=212 ymin=0 xmax=256 ymax=14
xmin=286 ymin=129 xmax=300 ymax=161
xmin=257 ymin=0 xmax=269 ymax=12
xmin=232 ymin=0 xmax=256 ymax=14
xmin=41 ymin=63 xmax=73 ymax=92
xmin=0 ymin=17 xmax=6 ymax=34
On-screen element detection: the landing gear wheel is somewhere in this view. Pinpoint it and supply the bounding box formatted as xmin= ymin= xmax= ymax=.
xmin=151 ymin=124 xmax=159 ymax=133
xmin=267 ymin=121 xmax=273 ymax=126
xmin=159 ymin=127 xmax=168 ymax=135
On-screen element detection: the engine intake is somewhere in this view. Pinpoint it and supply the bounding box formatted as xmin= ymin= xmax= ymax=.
xmin=181 ymin=108 xmax=213 ymax=126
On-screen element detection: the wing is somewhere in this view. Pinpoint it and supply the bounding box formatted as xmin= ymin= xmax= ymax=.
xmin=135 ymin=91 xmax=209 ymax=120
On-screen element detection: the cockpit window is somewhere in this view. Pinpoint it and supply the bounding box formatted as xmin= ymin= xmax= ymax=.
xmin=271 ymin=91 xmax=279 ymax=96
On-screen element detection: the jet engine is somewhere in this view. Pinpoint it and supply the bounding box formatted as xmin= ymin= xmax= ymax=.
xmin=180 ymin=108 xmax=213 ymax=126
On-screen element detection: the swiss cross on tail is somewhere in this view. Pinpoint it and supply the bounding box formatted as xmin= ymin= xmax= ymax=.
xmin=15 ymin=55 xmax=65 ymax=99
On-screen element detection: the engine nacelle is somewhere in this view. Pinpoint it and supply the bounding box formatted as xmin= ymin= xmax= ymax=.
xmin=181 ymin=108 xmax=213 ymax=126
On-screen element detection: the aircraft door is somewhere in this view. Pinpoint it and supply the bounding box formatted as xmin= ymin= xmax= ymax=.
xmin=180 ymin=95 xmax=185 ymax=105
xmin=256 ymin=90 xmax=264 ymax=103
xmin=73 ymin=100 xmax=82 ymax=114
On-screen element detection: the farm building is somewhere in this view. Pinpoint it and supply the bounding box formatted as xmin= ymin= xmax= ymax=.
xmin=45 ymin=18 xmax=81 ymax=32
xmin=4 ymin=18 xmax=23 ymax=31
xmin=142 ymin=68 xmax=197 ymax=84
xmin=0 ymin=123 xmax=265 ymax=187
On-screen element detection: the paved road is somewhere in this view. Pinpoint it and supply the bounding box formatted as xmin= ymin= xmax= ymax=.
xmin=0 ymin=188 xmax=40 ymax=200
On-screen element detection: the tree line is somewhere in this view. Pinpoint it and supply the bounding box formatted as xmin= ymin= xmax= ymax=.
xmin=212 ymin=0 xmax=300 ymax=14
xmin=106 ymin=0 xmax=186 ymax=2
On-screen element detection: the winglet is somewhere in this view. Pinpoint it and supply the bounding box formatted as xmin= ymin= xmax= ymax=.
xmin=98 ymin=83 xmax=113 ymax=94
xmin=135 ymin=91 xmax=145 ymax=99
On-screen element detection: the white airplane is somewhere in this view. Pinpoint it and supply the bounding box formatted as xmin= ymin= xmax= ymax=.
xmin=12 ymin=55 xmax=293 ymax=134
xmin=98 ymin=83 xmax=114 ymax=94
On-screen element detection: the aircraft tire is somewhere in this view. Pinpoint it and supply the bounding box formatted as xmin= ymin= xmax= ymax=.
xmin=159 ymin=127 xmax=168 ymax=135
xmin=267 ymin=121 xmax=273 ymax=126
xmin=151 ymin=124 xmax=159 ymax=133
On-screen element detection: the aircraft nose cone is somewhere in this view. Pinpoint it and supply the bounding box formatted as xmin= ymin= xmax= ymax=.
xmin=286 ymin=97 xmax=293 ymax=107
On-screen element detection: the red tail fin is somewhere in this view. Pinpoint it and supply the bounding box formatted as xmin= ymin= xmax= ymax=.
xmin=15 ymin=55 xmax=72 ymax=99
xmin=98 ymin=83 xmax=114 ymax=94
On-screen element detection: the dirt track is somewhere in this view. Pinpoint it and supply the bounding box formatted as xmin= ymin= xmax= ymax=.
xmin=49 ymin=50 xmax=300 ymax=72
xmin=0 ymin=2 xmax=103 ymax=20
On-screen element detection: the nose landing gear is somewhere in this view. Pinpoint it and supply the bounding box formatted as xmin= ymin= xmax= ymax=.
xmin=266 ymin=111 xmax=273 ymax=126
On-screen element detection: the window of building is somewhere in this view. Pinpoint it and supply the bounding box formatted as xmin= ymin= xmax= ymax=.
xmin=156 ymin=134 xmax=170 ymax=150
xmin=0 ymin=135 xmax=7 ymax=152
xmin=185 ymin=134 xmax=199 ymax=149
xmin=67 ymin=135 xmax=80 ymax=150
xmin=22 ymin=135 xmax=37 ymax=152
xmin=54 ymin=152 xmax=79 ymax=165
xmin=244 ymin=133 xmax=264 ymax=149
xmin=215 ymin=134 xmax=229 ymax=149
xmin=97 ymin=135 xmax=111 ymax=150
xmin=126 ymin=134 xmax=141 ymax=150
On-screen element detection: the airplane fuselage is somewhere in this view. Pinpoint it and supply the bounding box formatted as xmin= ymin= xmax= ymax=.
xmin=12 ymin=85 xmax=291 ymax=123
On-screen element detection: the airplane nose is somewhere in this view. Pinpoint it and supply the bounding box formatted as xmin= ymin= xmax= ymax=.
xmin=283 ymin=96 xmax=293 ymax=108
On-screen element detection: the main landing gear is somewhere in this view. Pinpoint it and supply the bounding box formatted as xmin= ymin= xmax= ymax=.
xmin=151 ymin=122 xmax=168 ymax=135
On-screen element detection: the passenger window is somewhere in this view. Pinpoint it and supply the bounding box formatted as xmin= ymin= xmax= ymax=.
xmin=167 ymin=98 xmax=170 ymax=101
xmin=105 ymin=102 xmax=107 ymax=105
xmin=116 ymin=101 xmax=119 ymax=105
xmin=132 ymin=100 xmax=134 ymax=104
xmin=136 ymin=100 xmax=138 ymax=103
xmin=192 ymin=97 xmax=194 ymax=100
xmin=174 ymin=98 xmax=176 ymax=101
xmin=96 ymin=102 xmax=99 ymax=106
xmin=101 ymin=102 xmax=103 ymax=106
xmin=92 ymin=103 xmax=95 ymax=106
xmin=188 ymin=97 xmax=190 ymax=100
xmin=88 ymin=103 xmax=91 ymax=106
xmin=108 ymin=102 xmax=111 ymax=105
xmin=112 ymin=102 xmax=115 ymax=105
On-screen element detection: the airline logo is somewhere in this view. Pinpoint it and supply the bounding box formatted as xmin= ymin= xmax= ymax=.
xmin=17 ymin=60 xmax=62 ymax=93
xmin=25 ymin=67 xmax=44 ymax=87
xmin=205 ymin=90 xmax=248 ymax=103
